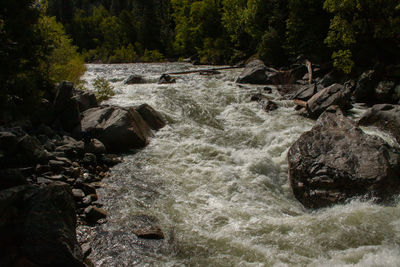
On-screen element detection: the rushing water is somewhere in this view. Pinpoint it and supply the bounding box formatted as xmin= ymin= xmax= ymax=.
xmin=79 ymin=63 xmax=400 ymax=266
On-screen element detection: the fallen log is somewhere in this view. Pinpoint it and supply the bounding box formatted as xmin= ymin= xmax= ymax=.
xmin=164 ymin=66 xmax=242 ymax=75
xmin=294 ymin=99 xmax=308 ymax=108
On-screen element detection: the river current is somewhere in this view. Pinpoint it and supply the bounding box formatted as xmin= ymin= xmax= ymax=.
xmin=79 ymin=63 xmax=400 ymax=266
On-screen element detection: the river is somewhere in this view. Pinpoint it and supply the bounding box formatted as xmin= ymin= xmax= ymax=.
xmin=78 ymin=63 xmax=400 ymax=266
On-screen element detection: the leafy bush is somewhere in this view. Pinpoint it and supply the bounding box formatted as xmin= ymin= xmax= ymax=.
xmin=37 ymin=15 xmax=86 ymax=84
xmin=141 ymin=49 xmax=165 ymax=62
xmin=92 ymin=77 xmax=115 ymax=102
xmin=109 ymin=44 xmax=138 ymax=63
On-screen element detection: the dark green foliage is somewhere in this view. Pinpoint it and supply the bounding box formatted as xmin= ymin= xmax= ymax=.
xmin=48 ymin=0 xmax=172 ymax=63
xmin=285 ymin=0 xmax=330 ymax=62
xmin=0 ymin=0 xmax=85 ymax=118
xmin=0 ymin=0 xmax=47 ymax=110
xmin=324 ymin=0 xmax=400 ymax=73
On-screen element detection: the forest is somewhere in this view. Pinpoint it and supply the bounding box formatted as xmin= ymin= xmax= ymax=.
xmin=1 ymin=0 xmax=399 ymax=114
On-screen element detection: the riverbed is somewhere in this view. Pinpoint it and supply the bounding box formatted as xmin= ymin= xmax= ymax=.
xmin=79 ymin=63 xmax=400 ymax=266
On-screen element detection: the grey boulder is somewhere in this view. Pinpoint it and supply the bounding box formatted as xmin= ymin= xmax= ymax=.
xmin=288 ymin=108 xmax=400 ymax=209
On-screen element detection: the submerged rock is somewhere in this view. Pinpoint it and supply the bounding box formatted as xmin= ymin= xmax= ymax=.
xmin=250 ymin=94 xmax=278 ymax=112
xmin=358 ymin=104 xmax=400 ymax=144
xmin=133 ymin=226 xmax=164 ymax=240
xmin=158 ymin=74 xmax=176 ymax=84
xmin=288 ymin=108 xmax=400 ymax=209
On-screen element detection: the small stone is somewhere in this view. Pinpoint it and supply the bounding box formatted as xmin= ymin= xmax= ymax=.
xmin=81 ymin=183 xmax=96 ymax=195
xmin=36 ymin=164 xmax=50 ymax=174
xmin=81 ymin=243 xmax=92 ymax=258
xmin=72 ymin=188 xmax=85 ymax=199
xmin=84 ymin=139 xmax=106 ymax=155
xmin=48 ymin=174 xmax=65 ymax=181
xmin=84 ymin=206 xmax=107 ymax=224
xmin=82 ymin=195 xmax=93 ymax=205
xmin=88 ymin=194 xmax=98 ymax=201
xmin=82 ymin=153 xmax=97 ymax=166
xmin=36 ymin=177 xmax=53 ymax=185
xmin=55 ymin=157 xmax=72 ymax=165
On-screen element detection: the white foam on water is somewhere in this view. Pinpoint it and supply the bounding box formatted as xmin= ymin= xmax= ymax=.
xmin=80 ymin=63 xmax=400 ymax=266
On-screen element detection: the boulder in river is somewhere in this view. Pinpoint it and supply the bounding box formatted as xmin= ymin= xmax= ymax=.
xmin=0 ymin=183 xmax=84 ymax=266
xmin=236 ymin=59 xmax=278 ymax=84
xmin=81 ymin=105 xmax=152 ymax=153
xmin=358 ymin=104 xmax=400 ymax=144
xmin=158 ymin=74 xmax=176 ymax=84
xmin=135 ymin=104 xmax=166 ymax=131
xmin=288 ymin=108 xmax=400 ymax=209
xmin=125 ymin=75 xmax=146 ymax=85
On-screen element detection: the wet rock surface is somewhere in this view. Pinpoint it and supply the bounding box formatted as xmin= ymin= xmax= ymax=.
xmin=358 ymin=104 xmax=400 ymax=144
xmin=125 ymin=74 xmax=146 ymax=84
xmin=304 ymin=83 xmax=352 ymax=119
xmin=135 ymin=103 xmax=166 ymax=131
xmin=288 ymin=108 xmax=400 ymax=209
xmin=236 ymin=59 xmax=278 ymax=84
xmin=81 ymin=106 xmax=153 ymax=153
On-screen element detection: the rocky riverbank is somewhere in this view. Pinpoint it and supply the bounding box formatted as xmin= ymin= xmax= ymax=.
xmin=237 ymin=59 xmax=400 ymax=208
xmin=0 ymin=81 xmax=165 ymax=266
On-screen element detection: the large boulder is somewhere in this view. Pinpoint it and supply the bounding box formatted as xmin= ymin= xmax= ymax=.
xmin=352 ymin=71 xmax=399 ymax=104
xmin=288 ymin=108 xmax=400 ymax=209
xmin=53 ymin=81 xmax=82 ymax=135
xmin=353 ymin=70 xmax=379 ymax=104
xmin=358 ymin=104 xmax=400 ymax=144
xmin=72 ymin=90 xmax=98 ymax=113
xmin=81 ymin=106 xmax=152 ymax=153
xmin=17 ymin=134 xmax=48 ymax=165
xmin=135 ymin=104 xmax=166 ymax=131
xmin=0 ymin=183 xmax=84 ymax=266
xmin=278 ymin=84 xmax=318 ymax=101
xmin=304 ymin=83 xmax=352 ymax=119
xmin=374 ymin=81 xmax=398 ymax=103
xmin=236 ymin=59 xmax=278 ymax=84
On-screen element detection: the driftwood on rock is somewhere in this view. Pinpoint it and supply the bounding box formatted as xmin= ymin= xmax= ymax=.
xmin=305 ymin=59 xmax=313 ymax=84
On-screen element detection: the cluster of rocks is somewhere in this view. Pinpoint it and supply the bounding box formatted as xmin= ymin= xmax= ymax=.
xmin=237 ymin=59 xmax=400 ymax=209
xmin=0 ymin=82 xmax=166 ymax=266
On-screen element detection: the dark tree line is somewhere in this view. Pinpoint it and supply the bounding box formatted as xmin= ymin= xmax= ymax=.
xmin=45 ymin=0 xmax=399 ymax=72
xmin=0 ymin=0 xmax=398 ymax=121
